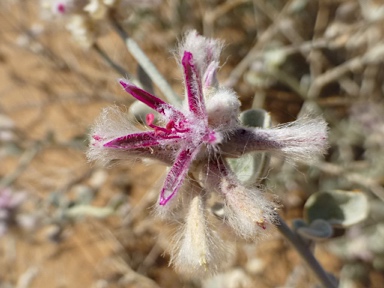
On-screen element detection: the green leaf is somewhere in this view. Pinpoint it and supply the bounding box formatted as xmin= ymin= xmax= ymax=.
xmin=304 ymin=190 xmax=369 ymax=228
xmin=297 ymin=219 xmax=333 ymax=240
xmin=239 ymin=109 xmax=272 ymax=128
xmin=292 ymin=218 xmax=308 ymax=230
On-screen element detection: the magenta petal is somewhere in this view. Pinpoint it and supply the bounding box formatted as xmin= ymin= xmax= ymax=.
xmin=159 ymin=145 xmax=201 ymax=205
xmin=119 ymin=79 xmax=168 ymax=113
xmin=182 ymin=52 xmax=206 ymax=117
xmin=103 ymin=131 xmax=161 ymax=149
xmin=119 ymin=79 xmax=186 ymax=121
xmin=203 ymin=61 xmax=219 ymax=89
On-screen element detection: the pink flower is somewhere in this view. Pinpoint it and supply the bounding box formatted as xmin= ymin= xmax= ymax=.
xmin=49 ymin=0 xmax=79 ymax=15
xmin=88 ymin=30 xmax=328 ymax=274
xmin=89 ymin=31 xmax=242 ymax=207
xmin=0 ymin=188 xmax=26 ymax=236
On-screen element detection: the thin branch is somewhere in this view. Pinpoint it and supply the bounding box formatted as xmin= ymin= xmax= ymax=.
xmin=202 ymin=0 xmax=250 ymax=36
xmin=93 ymin=43 xmax=131 ymax=78
xmin=109 ymin=17 xmax=181 ymax=106
xmin=276 ymin=215 xmax=338 ymax=288
xmin=311 ymin=161 xmax=384 ymax=201
xmin=0 ymin=142 xmax=41 ymax=188
xmin=307 ymin=44 xmax=384 ymax=99
xmin=223 ymin=0 xmax=293 ymax=88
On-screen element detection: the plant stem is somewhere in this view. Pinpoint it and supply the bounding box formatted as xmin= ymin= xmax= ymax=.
xmin=93 ymin=43 xmax=131 ymax=77
xmin=276 ymin=215 xmax=338 ymax=288
xmin=110 ymin=17 xmax=181 ymax=106
xmin=0 ymin=142 xmax=40 ymax=188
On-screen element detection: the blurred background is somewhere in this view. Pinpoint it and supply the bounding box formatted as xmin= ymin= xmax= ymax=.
xmin=1 ymin=0 xmax=384 ymax=287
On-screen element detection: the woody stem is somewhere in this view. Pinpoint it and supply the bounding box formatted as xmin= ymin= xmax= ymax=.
xmin=275 ymin=215 xmax=338 ymax=288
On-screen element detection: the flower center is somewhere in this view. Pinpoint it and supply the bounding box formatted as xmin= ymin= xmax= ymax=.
xmin=146 ymin=113 xmax=189 ymax=138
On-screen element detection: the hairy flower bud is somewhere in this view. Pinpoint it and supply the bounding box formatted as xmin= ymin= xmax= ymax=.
xmin=200 ymin=159 xmax=277 ymax=240
xmin=222 ymin=116 xmax=328 ymax=162
xmin=170 ymin=194 xmax=226 ymax=276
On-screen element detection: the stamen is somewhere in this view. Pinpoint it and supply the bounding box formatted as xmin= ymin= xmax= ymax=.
xmin=92 ymin=135 xmax=103 ymax=141
xmin=146 ymin=113 xmax=155 ymax=126
xmin=256 ymin=220 xmax=267 ymax=230
xmin=146 ymin=113 xmax=189 ymax=136
xmin=166 ymin=120 xmax=175 ymax=130
xmin=146 ymin=113 xmax=169 ymax=134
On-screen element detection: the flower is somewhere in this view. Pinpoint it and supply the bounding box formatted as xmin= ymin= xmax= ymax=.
xmin=0 ymin=188 xmax=26 ymax=236
xmin=89 ymin=30 xmax=242 ymax=206
xmin=87 ymin=30 xmax=328 ymax=274
xmin=41 ymin=0 xmax=161 ymax=48
xmin=41 ymin=0 xmax=87 ymax=16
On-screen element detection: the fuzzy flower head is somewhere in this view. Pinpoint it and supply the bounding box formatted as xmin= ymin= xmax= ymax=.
xmin=90 ymin=31 xmax=241 ymax=206
xmin=87 ymin=31 xmax=328 ymax=275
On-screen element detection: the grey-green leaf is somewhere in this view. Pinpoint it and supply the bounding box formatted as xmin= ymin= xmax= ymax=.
xmin=292 ymin=218 xmax=308 ymax=230
xmin=297 ymin=219 xmax=334 ymax=240
xmin=304 ymin=190 xmax=369 ymax=228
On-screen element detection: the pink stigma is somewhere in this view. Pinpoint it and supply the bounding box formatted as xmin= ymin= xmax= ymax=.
xmin=146 ymin=113 xmax=155 ymax=126
xmin=92 ymin=135 xmax=102 ymax=141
